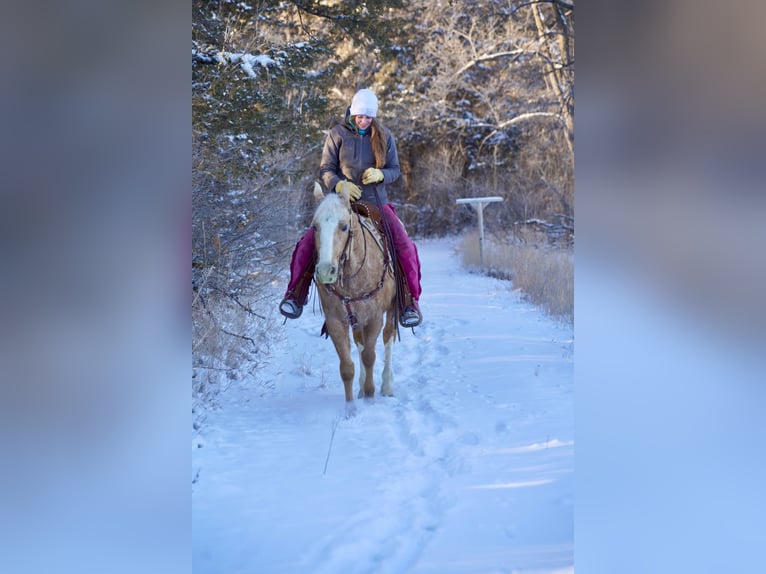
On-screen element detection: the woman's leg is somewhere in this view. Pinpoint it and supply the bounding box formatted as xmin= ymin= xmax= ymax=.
xmin=282 ymin=227 xmax=316 ymax=308
xmin=381 ymin=204 xmax=422 ymax=301
xmin=380 ymin=204 xmax=423 ymax=326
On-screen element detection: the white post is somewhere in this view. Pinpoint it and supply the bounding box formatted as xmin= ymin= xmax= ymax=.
xmin=455 ymin=196 xmax=503 ymax=266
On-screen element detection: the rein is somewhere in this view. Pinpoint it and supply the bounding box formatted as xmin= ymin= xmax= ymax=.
xmin=338 ymin=214 xmax=368 ymax=281
xmin=322 ymin=209 xmax=390 ymax=328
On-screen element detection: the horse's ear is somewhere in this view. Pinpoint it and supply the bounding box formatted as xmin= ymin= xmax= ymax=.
xmin=313 ymin=181 xmax=325 ymax=203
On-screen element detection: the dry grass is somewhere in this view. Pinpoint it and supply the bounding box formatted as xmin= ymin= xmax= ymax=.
xmin=192 ymin=292 xmax=282 ymax=428
xmin=459 ymin=231 xmax=573 ymax=323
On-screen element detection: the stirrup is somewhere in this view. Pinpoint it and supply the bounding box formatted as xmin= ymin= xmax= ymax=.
xmin=400 ymin=304 xmax=422 ymax=328
xmin=279 ymin=297 xmax=303 ymax=319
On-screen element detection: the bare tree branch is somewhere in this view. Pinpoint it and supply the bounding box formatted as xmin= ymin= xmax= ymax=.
xmin=451 ymin=49 xmax=532 ymax=79
xmin=514 ymin=0 xmax=574 ymax=12
xmin=476 ymin=112 xmax=564 ymax=149
xmin=220 ymin=327 xmax=258 ymax=348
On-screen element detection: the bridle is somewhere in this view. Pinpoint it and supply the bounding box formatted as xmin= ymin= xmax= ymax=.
xmin=320 ymin=207 xmax=390 ymax=328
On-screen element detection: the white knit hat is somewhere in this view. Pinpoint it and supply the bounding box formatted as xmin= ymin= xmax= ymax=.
xmin=349 ymin=88 xmax=378 ymax=117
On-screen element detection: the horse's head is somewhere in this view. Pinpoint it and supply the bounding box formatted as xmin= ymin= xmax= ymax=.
xmin=312 ymin=191 xmax=353 ymax=284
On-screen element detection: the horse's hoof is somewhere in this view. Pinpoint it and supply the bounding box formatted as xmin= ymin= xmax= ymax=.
xmin=344 ymin=401 xmax=357 ymax=418
xmin=380 ymin=385 xmax=394 ymax=397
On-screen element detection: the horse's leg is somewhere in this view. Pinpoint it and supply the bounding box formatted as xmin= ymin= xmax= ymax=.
xmin=354 ymin=319 xmax=382 ymax=398
xmin=380 ymin=311 xmax=396 ymax=397
xmin=326 ymin=323 xmax=355 ymax=402
xmin=353 ymin=329 xmax=374 ymax=398
xmin=354 ymin=339 xmax=366 ymax=398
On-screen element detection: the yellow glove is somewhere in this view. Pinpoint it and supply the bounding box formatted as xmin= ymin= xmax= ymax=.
xmin=362 ymin=168 xmax=384 ymax=185
xmin=335 ymin=180 xmax=362 ymax=201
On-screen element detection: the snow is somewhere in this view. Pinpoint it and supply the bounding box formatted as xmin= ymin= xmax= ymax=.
xmin=237 ymin=54 xmax=276 ymax=78
xmin=192 ymin=237 xmax=574 ymax=573
xmin=214 ymin=52 xmax=278 ymax=78
xmin=574 ymin=253 xmax=766 ymax=573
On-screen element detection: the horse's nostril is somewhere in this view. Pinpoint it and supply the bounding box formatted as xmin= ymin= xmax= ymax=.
xmin=331 ymin=266 xmax=336 ymax=275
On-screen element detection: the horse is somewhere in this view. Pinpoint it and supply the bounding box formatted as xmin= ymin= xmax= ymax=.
xmin=311 ymin=185 xmax=397 ymax=409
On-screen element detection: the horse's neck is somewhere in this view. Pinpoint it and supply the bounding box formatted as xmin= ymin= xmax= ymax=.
xmin=346 ymin=214 xmax=366 ymax=261
xmin=341 ymin=214 xmax=382 ymax=279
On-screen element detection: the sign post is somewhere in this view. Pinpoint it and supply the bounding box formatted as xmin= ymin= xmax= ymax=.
xmin=455 ymin=196 xmax=503 ymax=266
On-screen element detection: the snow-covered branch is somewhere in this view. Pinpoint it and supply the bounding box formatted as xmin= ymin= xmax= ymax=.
xmin=192 ymin=49 xmax=279 ymax=79
xmin=495 ymin=112 xmax=563 ymax=129
xmin=472 ymin=112 xmax=564 ymax=133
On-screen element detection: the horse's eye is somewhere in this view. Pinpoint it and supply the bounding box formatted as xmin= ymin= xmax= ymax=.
xmin=341 ymin=223 xmax=348 ymax=232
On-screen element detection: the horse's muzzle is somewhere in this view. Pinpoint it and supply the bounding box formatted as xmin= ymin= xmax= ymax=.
xmin=315 ymin=262 xmax=338 ymax=284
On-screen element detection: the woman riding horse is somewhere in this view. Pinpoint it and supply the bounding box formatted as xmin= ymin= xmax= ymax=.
xmin=279 ymin=88 xmax=423 ymax=328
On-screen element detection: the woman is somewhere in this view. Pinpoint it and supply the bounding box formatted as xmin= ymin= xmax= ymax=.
xmin=279 ymin=88 xmax=423 ymax=328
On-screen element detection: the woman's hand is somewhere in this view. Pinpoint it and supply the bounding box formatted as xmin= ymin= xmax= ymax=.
xmin=362 ymin=168 xmax=384 ymax=184
xmin=335 ymin=180 xmax=362 ymax=201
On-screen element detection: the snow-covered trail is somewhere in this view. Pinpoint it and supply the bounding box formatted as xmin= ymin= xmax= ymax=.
xmin=192 ymin=237 xmax=574 ymax=574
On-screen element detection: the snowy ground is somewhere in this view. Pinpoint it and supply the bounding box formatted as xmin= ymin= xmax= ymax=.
xmin=192 ymin=237 xmax=574 ymax=574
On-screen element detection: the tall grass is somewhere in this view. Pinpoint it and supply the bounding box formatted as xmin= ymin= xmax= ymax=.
xmin=458 ymin=231 xmax=573 ymax=323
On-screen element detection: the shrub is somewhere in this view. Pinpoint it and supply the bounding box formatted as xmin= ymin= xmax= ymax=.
xmin=459 ymin=231 xmax=573 ymax=322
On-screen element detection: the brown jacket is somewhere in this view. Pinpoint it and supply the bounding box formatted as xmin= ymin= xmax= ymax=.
xmin=320 ymin=116 xmax=401 ymax=205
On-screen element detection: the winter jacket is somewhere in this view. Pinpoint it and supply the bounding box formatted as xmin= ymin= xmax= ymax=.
xmin=319 ymin=115 xmax=401 ymax=205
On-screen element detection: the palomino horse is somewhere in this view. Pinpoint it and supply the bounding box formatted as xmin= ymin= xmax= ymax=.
xmin=312 ymin=185 xmax=397 ymax=408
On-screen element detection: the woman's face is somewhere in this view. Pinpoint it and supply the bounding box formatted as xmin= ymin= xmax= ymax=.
xmin=354 ymin=115 xmax=373 ymax=130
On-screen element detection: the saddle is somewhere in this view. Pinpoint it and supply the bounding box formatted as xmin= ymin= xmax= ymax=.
xmin=352 ymin=201 xmax=413 ymax=326
xmin=351 ymin=200 xmax=383 ymax=228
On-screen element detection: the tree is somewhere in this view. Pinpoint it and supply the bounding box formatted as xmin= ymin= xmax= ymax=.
xmin=192 ymin=0 xmax=413 ymax=406
xmin=375 ymin=0 xmax=574 ymax=230
xmin=191 ymin=0 xmax=575 ymax=408
xmin=530 ymin=0 xmax=574 ymax=154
